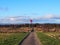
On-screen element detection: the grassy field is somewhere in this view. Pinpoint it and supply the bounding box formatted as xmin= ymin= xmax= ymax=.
xmin=37 ymin=32 xmax=60 ymax=45
xmin=0 ymin=32 xmax=28 ymax=45
xmin=44 ymin=32 xmax=60 ymax=39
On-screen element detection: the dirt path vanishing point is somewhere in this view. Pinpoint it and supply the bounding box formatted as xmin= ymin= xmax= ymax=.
xmin=20 ymin=32 xmax=41 ymax=45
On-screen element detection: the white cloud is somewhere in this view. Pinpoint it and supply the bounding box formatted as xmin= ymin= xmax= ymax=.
xmin=10 ymin=18 xmax=15 ymax=21
xmin=43 ymin=14 xmax=53 ymax=19
xmin=0 ymin=15 xmax=60 ymax=24
xmin=32 ymin=14 xmax=54 ymax=20
xmin=55 ymin=19 xmax=60 ymax=22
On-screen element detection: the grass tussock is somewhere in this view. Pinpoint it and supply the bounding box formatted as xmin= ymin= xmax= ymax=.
xmin=0 ymin=33 xmax=27 ymax=45
xmin=37 ymin=32 xmax=60 ymax=45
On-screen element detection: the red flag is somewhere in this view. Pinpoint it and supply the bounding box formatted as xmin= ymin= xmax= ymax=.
xmin=30 ymin=19 xmax=32 ymax=23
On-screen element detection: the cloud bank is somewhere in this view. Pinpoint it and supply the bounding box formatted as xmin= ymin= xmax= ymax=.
xmin=0 ymin=14 xmax=60 ymax=24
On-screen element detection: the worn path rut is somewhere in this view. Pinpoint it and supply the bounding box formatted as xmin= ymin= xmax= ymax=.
xmin=20 ymin=32 xmax=41 ymax=45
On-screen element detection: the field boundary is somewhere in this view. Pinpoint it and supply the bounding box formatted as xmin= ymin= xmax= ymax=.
xmin=18 ymin=32 xmax=30 ymax=45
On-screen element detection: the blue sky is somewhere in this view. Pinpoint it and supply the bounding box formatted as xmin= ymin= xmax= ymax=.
xmin=0 ymin=0 xmax=60 ymax=24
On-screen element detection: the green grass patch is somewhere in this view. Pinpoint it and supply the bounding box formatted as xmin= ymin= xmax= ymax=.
xmin=44 ymin=32 xmax=60 ymax=39
xmin=0 ymin=32 xmax=28 ymax=45
xmin=37 ymin=32 xmax=60 ymax=45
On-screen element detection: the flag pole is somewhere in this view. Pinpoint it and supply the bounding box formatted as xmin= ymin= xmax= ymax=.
xmin=30 ymin=19 xmax=34 ymax=32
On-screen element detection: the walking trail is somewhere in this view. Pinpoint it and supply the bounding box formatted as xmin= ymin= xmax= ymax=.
xmin=21 ymin=32 xmax=41 ymax=45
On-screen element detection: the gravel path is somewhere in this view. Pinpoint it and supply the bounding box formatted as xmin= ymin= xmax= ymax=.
xmin=21 ymin=32 xmax=41 ymax=45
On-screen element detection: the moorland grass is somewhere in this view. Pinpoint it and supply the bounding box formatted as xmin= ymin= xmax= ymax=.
xmin=37 ymin=32 xmax=60 ymax=45
xmin=0 ymin=32 xmax=28 ymax=45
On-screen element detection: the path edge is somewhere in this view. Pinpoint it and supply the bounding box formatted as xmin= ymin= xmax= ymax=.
xmin=18 ymin=32 xmax=30 ymax=45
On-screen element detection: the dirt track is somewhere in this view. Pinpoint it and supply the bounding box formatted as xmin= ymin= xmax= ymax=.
xmin=21 ymin=32 xmax=41 ymax=45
